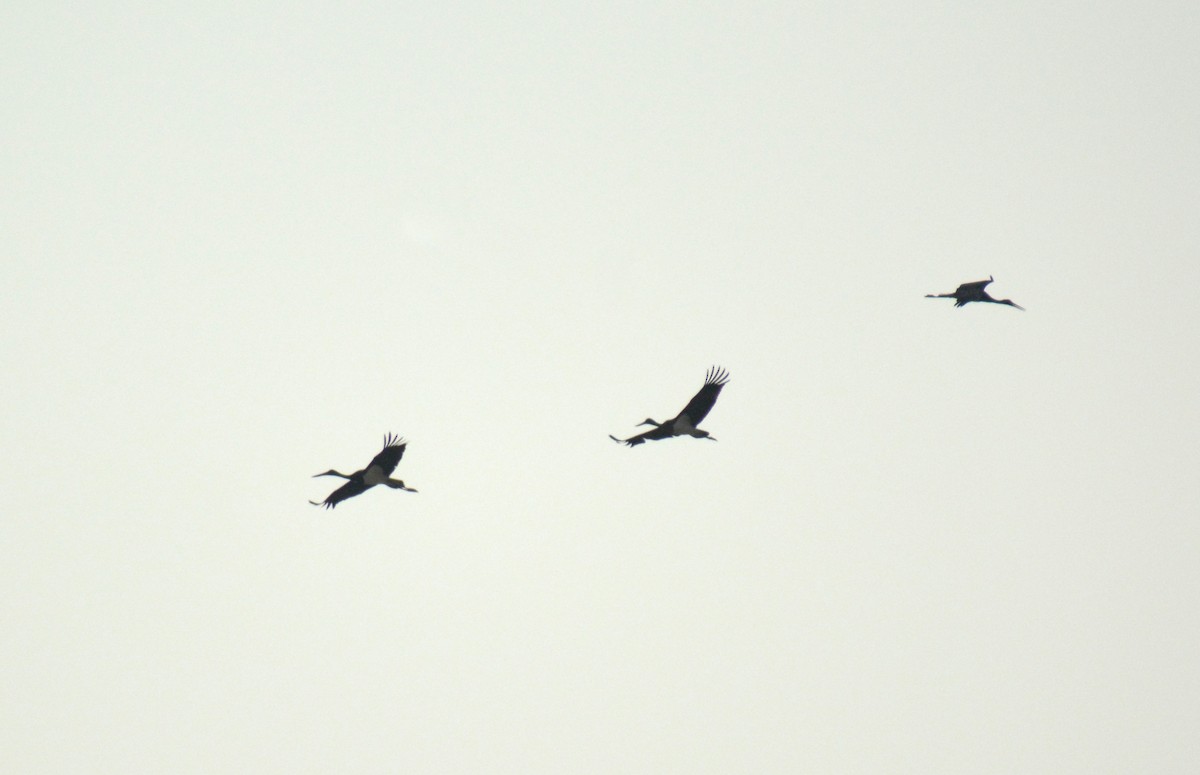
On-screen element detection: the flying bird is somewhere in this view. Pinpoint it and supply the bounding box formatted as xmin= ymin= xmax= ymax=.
xmin=610 ymin=366 xmax=730 ymax=447
xmin=309 ymin=433 xmax=417 ymax=509
xmin=925 ymin=275 xmax=1024 ymax=310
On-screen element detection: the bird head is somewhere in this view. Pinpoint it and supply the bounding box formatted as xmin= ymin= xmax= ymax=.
xmin=313 ymin=469 xmax=347 ymax=479
xmin=637 ymin=418 xmax=661 ymax=427
xmin=999 ymin=299 xmax=1025 ymax=310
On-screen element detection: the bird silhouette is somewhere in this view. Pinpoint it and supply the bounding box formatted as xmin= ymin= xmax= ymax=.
xmin=610 ymin=366 xmax=730 ymax=447
xmin=926 ymin=275 xmax=1024 ymax=310
xmin=309 ymin=433 xmax=417 ymax=509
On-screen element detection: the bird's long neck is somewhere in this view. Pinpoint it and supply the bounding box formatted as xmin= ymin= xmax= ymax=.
xmin=981 ymin=293 xmax=1018 ymax=306
xmin=385 ymin=477 xmax=417 ymax=492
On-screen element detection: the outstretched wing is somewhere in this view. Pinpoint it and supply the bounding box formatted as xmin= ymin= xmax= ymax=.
xmin=955 ymin=277 xmax=992 ymax=295
xmin=310 ymin=479 xmax=369 ymax=509
xmin=368 ymin=433 xmax=408 ymax=476
xmin=677 ymin=366 xmax=729 ymax=426
xmin=609 ymin=424 xmax=676 ymax=447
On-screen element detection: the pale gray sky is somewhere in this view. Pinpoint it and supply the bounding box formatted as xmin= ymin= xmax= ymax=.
xmin=4 ymin=1 xmax=1199 ymax=772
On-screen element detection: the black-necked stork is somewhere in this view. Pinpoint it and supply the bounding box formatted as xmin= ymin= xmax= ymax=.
xmin=926 ymin=275 xmax=1024 ymax=310
xmin=309 ymin=433 xmax=417 ymax=509
xmin=610 ymin=366 xmax=730 ymax=447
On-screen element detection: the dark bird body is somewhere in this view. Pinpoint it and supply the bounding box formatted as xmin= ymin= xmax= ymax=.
xmin=309 ymin=433 xmax=417 ymax=509
xmin=610 ymin=366 xmax=730 ymax=447
xmin=926 ymin=275 xmax=1024 ymax=310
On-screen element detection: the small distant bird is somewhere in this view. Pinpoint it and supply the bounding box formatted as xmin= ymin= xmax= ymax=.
xmin=926 ymin=275 xmax=1024 ymax=310
xmin=309 ymin=433 xmax=417 ymax=509
xmin=610 ymin=366 xmax=730 ymax=447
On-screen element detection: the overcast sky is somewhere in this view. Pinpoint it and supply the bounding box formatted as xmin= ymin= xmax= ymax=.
xmin=4 ymin=1 xmax=1199 ymax=772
